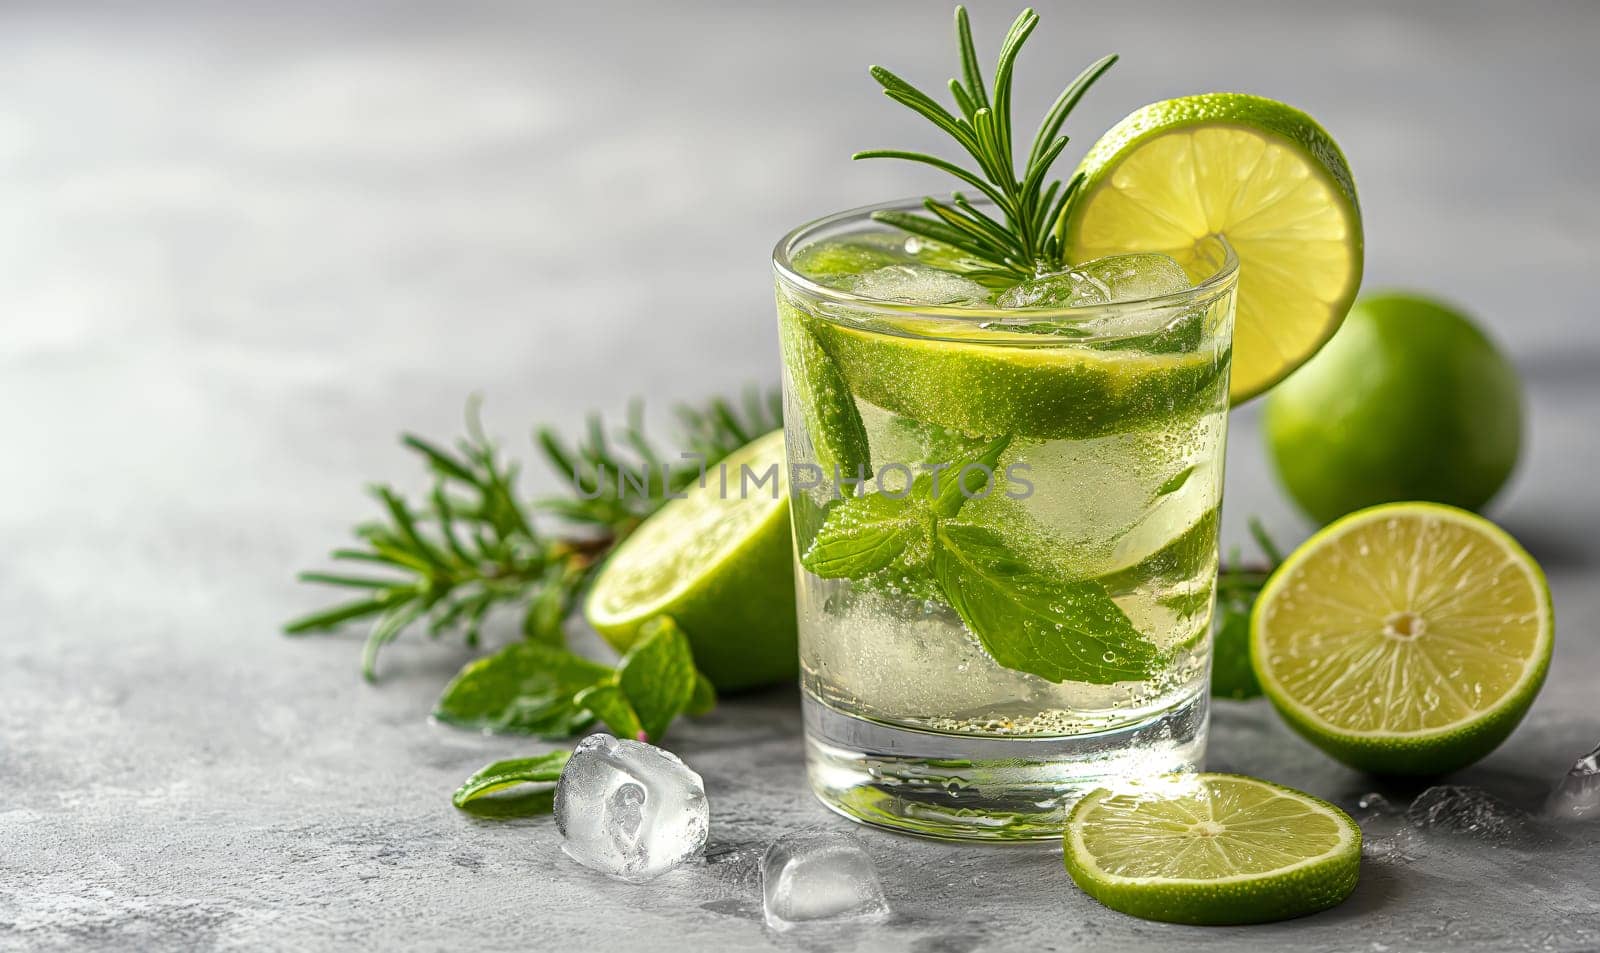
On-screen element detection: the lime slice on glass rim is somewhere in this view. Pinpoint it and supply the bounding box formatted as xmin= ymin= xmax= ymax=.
xmin=1065 ymin=773 xmax=1360 ymax=925
xmin=584 ymin=429 xmax=797 ymax=692
xmin=1251 ymin=502 xmax=1553 ymax=775
xmin=1063 ymin=93 xmax=1364 ymax=402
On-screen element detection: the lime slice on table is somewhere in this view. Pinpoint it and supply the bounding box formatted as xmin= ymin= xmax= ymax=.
xmin=1251 ymin=502 xmax=1553 ymax=775
xmin=1065 ymin=773 xmax=1360 ymax=925
xmin=1063 ymin=93 xmax=1364 ymax=403
xmin=585 ymin=429 xmax=797 ymax=692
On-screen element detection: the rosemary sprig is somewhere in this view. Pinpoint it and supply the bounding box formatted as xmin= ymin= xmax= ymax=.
xmin=284 ymin=388 xmax=782 ymax=681
xmin=855 ymin=6 xmax=1116 ymax=280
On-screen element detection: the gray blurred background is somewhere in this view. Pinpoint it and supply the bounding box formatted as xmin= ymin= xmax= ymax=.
xmin=2 ymin=2 xmax=1598 ymax=951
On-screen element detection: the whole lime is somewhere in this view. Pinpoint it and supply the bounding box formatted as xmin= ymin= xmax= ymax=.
xmin=1264 ymin=292 xmax=1522 ymax=525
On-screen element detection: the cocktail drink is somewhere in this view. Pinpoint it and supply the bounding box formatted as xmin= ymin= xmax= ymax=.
xmin=769 ymin=4 xmax=1361 ymax=839
xmin=774 ymin=214 xmax=1237 ymax=839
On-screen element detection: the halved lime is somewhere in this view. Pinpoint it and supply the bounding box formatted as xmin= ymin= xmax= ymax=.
xmin=584 ymin=429 xmax=797 ymax=692
xmin=1065 ymin=773 xmax=1360 ymax=925
xmin=1251 ymin=502 xmax=1553 ymax=775
xmin=1064 ymin=93 xmax=1363 ymax=403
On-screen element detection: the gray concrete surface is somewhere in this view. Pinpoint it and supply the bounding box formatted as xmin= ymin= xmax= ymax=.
xmin=2 ymin=1 xmax=1598 ymax=950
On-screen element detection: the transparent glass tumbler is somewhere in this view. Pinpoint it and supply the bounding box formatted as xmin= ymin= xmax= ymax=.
xmin=773 ymin=201 xmax=1239 ymax=840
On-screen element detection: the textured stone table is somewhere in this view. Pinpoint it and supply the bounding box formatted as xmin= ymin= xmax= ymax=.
xmin=2 ymin=2 xmax=1598 ymax=950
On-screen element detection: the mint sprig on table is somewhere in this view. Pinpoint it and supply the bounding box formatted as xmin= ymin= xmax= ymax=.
xmin=802 ymin=435 xmax=1160 ymax=685
xmin=1210 ymin=519 xmax=1285 ymax=700
xmin=855 ymin=6 xmax=1117 ymax=280
xmin=285 ymin=390 xmax=780 ymax=752
xmin=436 ymin=616 xmax=711 ymax=741
xmin=452 ymin=750 xmax=570 ymax=813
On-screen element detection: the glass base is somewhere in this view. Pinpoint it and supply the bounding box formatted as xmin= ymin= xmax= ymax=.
xmin=803 ymin=691 xmax=1208 ymax=842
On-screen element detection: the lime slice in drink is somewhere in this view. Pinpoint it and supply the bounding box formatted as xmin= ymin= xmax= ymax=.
xmin=1065 ymin=773 xmax=1360 ymax=925
xmin=806 ymin=316 xmax=1227 ymax=440
xmin=1251 ymin=502 xmax=1553 ymax=775
xmin=777 ymin=301 xmax=871 ymax=480
xmin=1063 ymin=93 xmax=1363 ymax=403
xmin=584 ymin=429 xmax=797 ymax=692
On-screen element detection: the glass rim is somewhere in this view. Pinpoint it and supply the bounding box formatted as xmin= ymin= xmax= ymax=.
xmin=771 ymin=196 xmax=1239 ymax=325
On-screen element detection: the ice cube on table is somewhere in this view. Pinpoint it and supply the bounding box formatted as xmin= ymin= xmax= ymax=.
xmin=761 ymin=831 xmax=890 ymax=930
xmin=847 ymin=264 xmax=990 ymax=306
xmin=1406 ymin=785 xmax=1529 ymax=844
xmin=554 ymin=733 xmax=709 ymax=883
xmin=1547 ymin=741 xmax=1600 ymax=821
xmin=1075 ymin=253 xmax=1193 ymax=303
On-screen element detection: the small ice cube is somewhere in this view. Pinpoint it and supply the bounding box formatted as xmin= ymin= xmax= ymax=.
xmin=1546 ymin=741 xmax=1600 ymax=821
xmin=761 ymin=831 xmax=890 ymax=930
xmin=1406 ymin=785 xmax=1529 ymax=844
xmin=1361 ymin=830 xmax=1419 ymax=865
xmin=1357 ymin=792 xmax=1397 ymax=815
xmin=847 ymin=264 xmax=989 ymax=306
xmin=1075 ymin=253 xmax=1192 ymax=303
xmin=996 ymin=269 xmax=1109 ymax=309
xmin=554 ymin=733 xmax=709 ymax=883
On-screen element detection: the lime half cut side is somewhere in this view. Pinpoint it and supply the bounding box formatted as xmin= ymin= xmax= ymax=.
xmin=1065 ymin=93 xmax=1363 ymax=403
xmin=1251 ymin=502 xmax=1553 ymax=775
xmin=584 ymin=429 xmax=797 ymax=692
xmin=1065 ymin=773 xmax=1360 ymax=925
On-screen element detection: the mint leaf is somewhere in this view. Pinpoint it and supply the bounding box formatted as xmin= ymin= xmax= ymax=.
xmin=934 ymin=523 xmax=1159 ymax=684
xmin=1155 ymin=465 xmax=1195 ymax=497
xmin=452 ymin=751 xmax=570 ymax=810
xmin=929 ymin=435 xmax=1012 ymax=518
xmin=801 ymin=436 xmax=1011 ymax=581
xmin=574 ymin=683 xmax=645 ymax=739
xmin=434 ymin=642 xmax=613 ymax=735
xmin=801 ymin=492 xmax=924 ymax=579
xmin=1210 ymin=593 xmax=1261 ymax=700
xmin=618 ymin=617 xmax=699 ymax=741
xmin=685 ymin=672 xmax=717 ymax=717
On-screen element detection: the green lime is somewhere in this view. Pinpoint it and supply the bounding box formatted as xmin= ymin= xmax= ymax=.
xmin=1265 ymin=292 xmax=1523 ymax=525
xmin=1063 ymin=93 xmax=1364 ymax=403
xmin=1065 ymin=773 xmax=1360 ymax=925
xmin=805 ymin=313 xmax=1228 ymax=440
xmin=1251 ymin=502 xmax=1553 ymax=775
xmin=584 ymin=429 xmax=796 ymax=691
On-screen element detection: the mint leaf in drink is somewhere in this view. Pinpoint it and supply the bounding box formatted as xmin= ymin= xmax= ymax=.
xmin=434 ymin=642 xmax=612 ymax=735
xmin=929 ymin=434 xmax=1012 ymax=518
xmin=574 ymin=683 xmax=645 ymax=740
xmin=1155 ymin=465 xmax=1195 ymax=497
xmin=618 ymin=617 xmax=700 ymax=741
xmin=453 ymin=750 xmax=570 ymax=809
xmin=801 ymin=492 xmax=925 ymax=579
xmin=802 ymin=435 xmax=1013 ymax=579
xmin=934 ymin=523 xmax=1159 ymax=684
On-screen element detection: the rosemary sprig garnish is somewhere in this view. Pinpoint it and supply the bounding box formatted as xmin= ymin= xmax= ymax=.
xmin=284 ymin=389 xmax=782 ymax=681
xmin=854 ymin=6 xmax=1116 ymax=280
